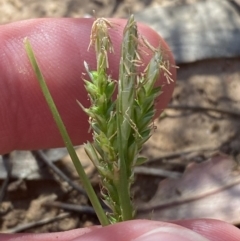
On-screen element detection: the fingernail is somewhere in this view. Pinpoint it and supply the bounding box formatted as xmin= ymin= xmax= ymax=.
xmin=133 ymin=226 xmax=210 ymax=241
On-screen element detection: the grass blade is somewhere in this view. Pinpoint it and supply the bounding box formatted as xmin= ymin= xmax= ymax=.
xmin=24 ymin=38 xmax=109 ymax=226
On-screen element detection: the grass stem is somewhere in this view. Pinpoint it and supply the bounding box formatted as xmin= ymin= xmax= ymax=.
xmin=24 ymin=38 xmax=109 ymax=226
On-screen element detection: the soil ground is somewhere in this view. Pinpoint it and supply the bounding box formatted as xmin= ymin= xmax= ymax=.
xmin=1 ymin=0 xmax=240 ymax=233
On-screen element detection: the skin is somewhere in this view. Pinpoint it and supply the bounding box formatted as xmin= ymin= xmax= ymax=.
xmin=0 ymin=18 xmax=239 ymax=240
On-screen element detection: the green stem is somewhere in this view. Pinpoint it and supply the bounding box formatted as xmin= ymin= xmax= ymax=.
xmin=24 ymin=38 xmax=109 ymax=226
xmin=116 ymin=15 xmax=138 ymax=221
xmin=117 ymin=109 xmax=133 ymax=221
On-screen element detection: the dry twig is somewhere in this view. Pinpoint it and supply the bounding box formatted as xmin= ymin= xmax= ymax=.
xmin=3 ymin=213 xmax=70 ymax=233
xmin=167 ymin=105 xmax=240 ymax=118
xmin=32 ymin=150 xmax=87 ymax=196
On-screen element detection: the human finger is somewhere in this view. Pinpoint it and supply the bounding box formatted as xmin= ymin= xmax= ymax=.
xmin=0 ymin=18 xmax=176 ymax=154
xmin=174 ymin=218 xmax=240 ymax=241
xmin=0 ymin=220 xmax=208 ymax=241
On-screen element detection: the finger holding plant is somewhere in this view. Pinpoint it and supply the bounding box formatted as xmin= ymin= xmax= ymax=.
xmin=24 ymin=15 xmax=175 ymax=225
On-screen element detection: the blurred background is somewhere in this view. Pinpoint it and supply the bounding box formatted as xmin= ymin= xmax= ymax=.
xmin=1 ymin=0 xmax=240 ymax=234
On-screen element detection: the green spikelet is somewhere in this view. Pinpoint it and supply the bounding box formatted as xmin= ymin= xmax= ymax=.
xmin=80 ymin=16 xmax=173 ymax=223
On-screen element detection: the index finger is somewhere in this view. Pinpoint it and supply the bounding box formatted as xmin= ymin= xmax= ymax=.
xmin=0 ymin=18 xmax=176 ymax=154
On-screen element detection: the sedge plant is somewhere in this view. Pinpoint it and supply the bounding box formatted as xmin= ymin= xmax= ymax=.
xmin=24 ymin=15 xmax=174 ymax=225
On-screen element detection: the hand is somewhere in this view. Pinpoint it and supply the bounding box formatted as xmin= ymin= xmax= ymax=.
xmin=1 ymin=219 xmax=240 ymax=241
xmin=0 ymin=18 xmax=239 ymax=241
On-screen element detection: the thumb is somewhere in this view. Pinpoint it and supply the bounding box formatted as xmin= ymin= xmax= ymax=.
xmin=72 ymin=220 xmax=209 ymax=241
